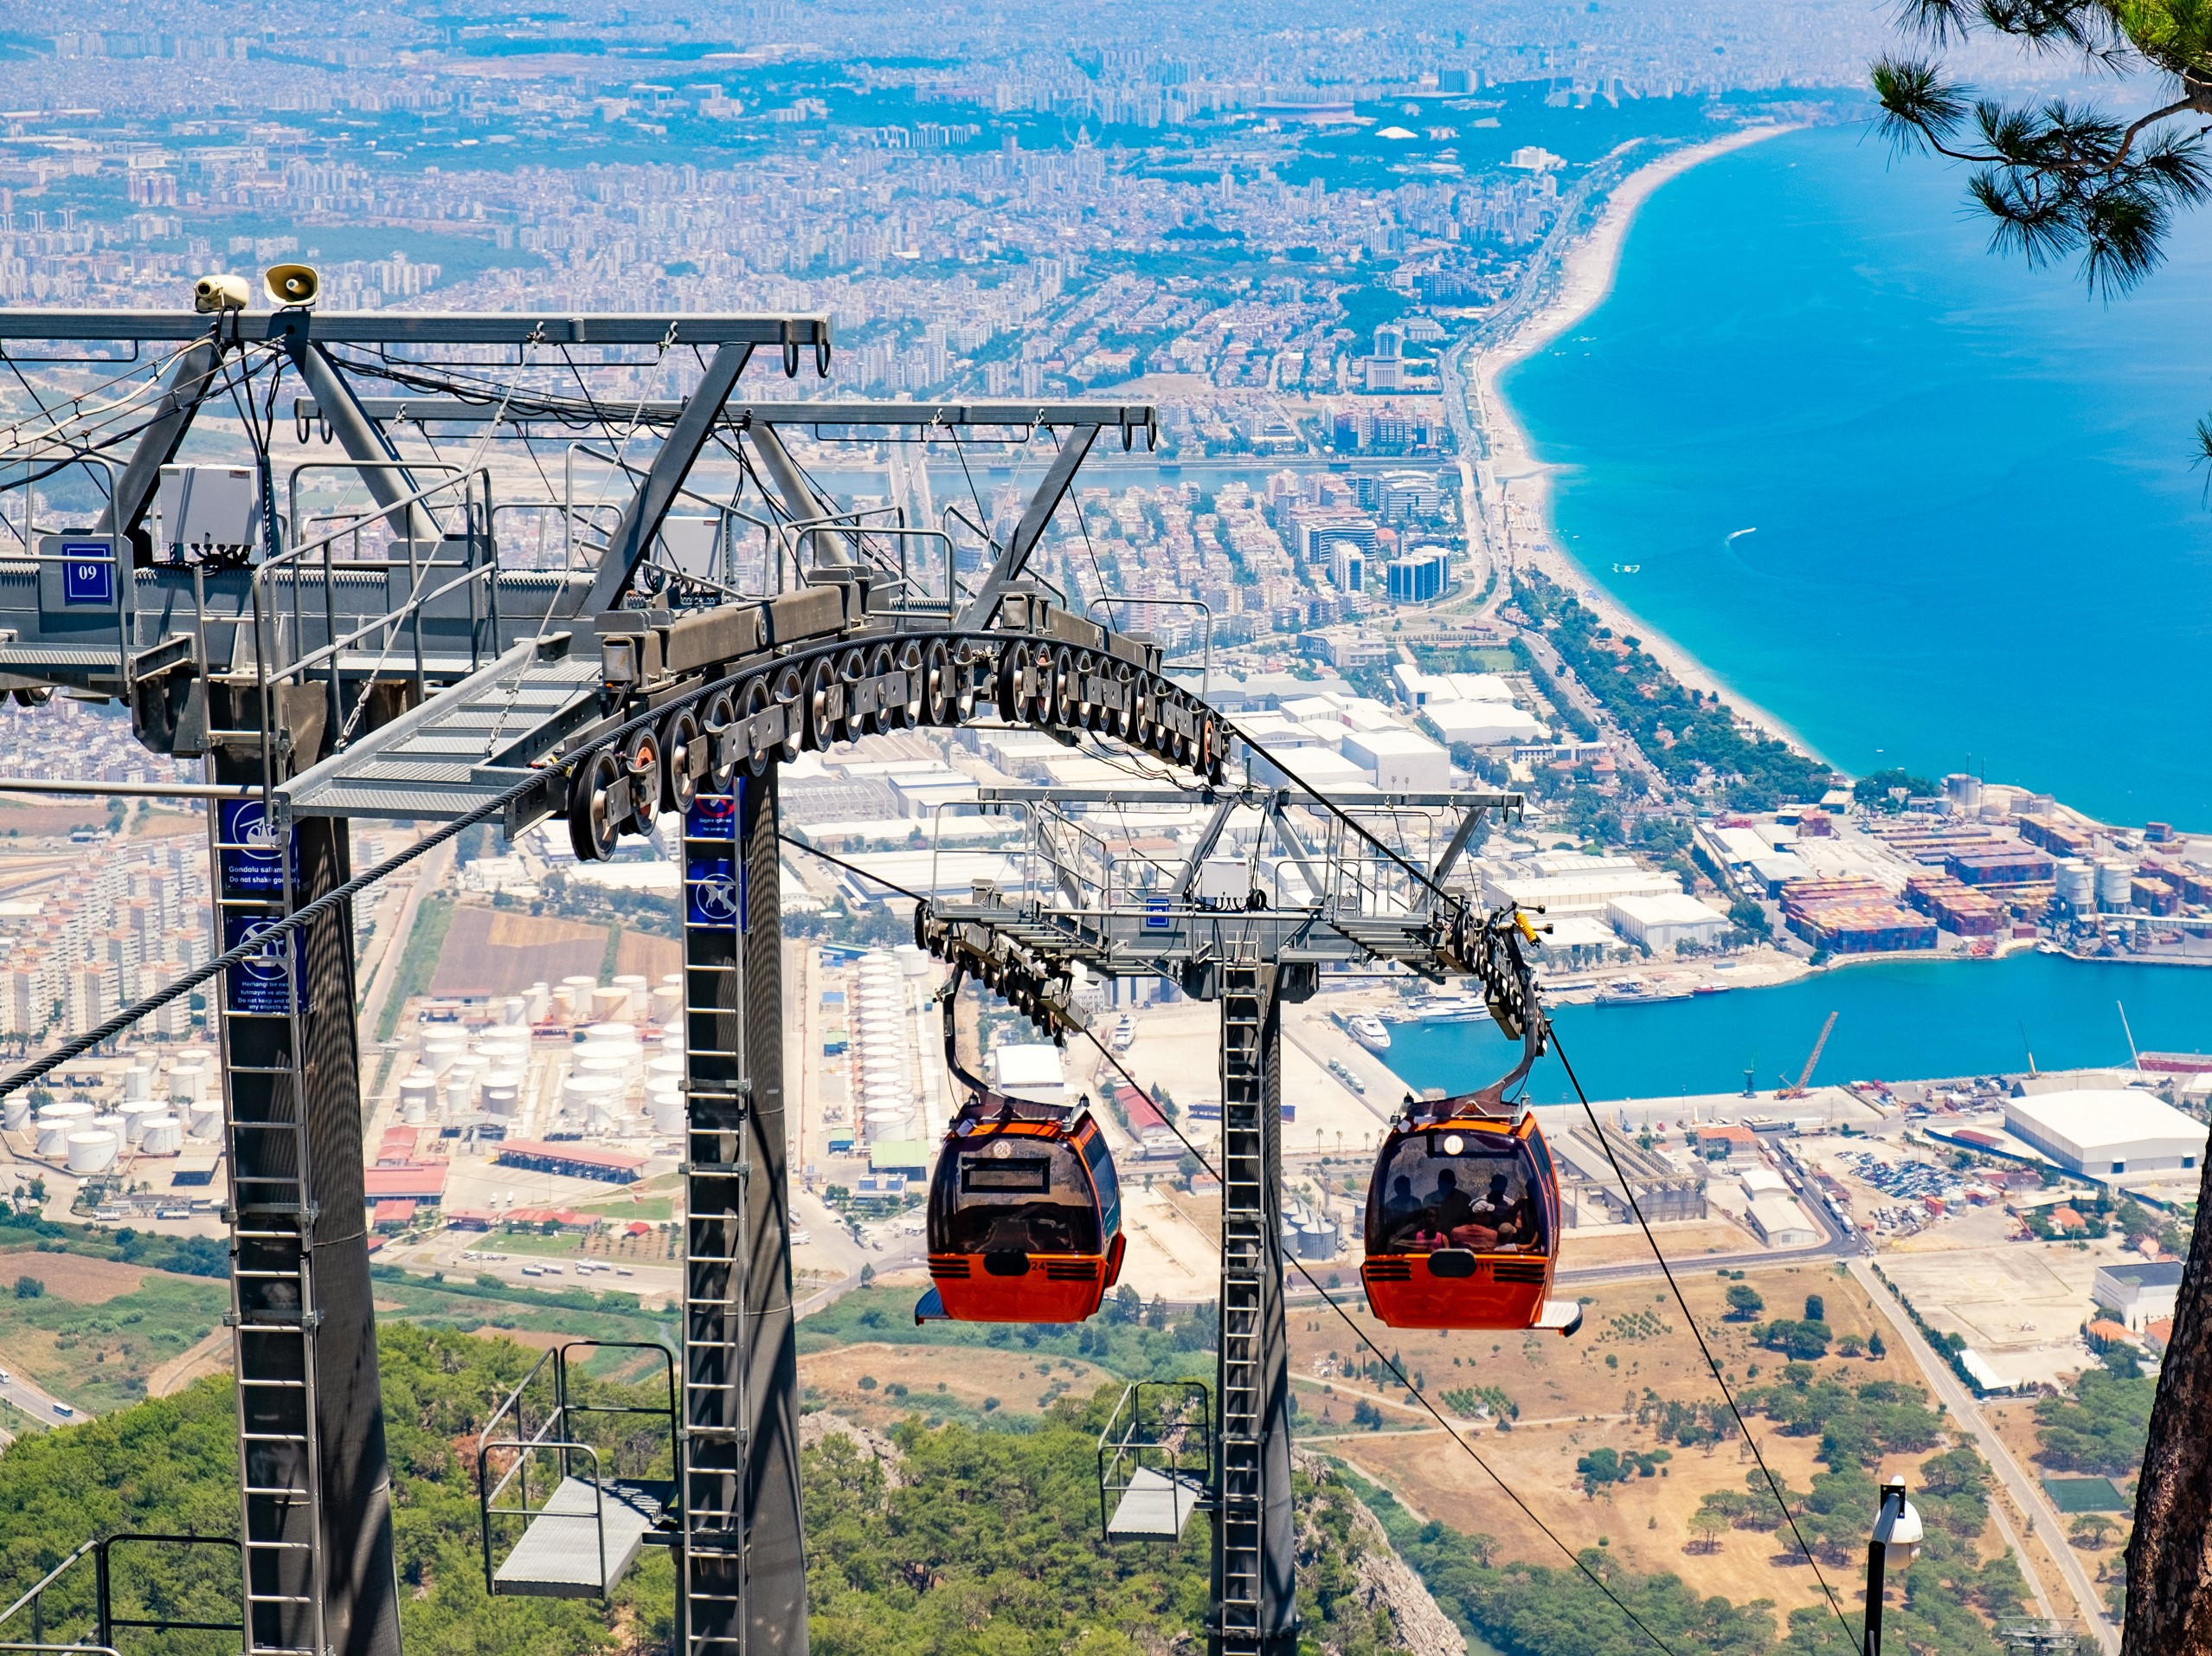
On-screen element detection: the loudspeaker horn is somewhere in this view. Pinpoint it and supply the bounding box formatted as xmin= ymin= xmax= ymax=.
xmin=262 ymin=263 xmax=320 ymax=309
xmin=191 ymin=274 xmax=249 ymax=314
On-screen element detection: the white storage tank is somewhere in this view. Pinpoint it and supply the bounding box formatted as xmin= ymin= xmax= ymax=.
xmin=526 ymin=982 xmax=551 ymax=1023
xmin=611 ymin=973 xmax=649 ymax=1019
xmin=119 ymin=1103 xmax=158 ymax=1145
xmin=168 ymin=1061 xmax=208 ymax=1105
xmin=186 ymin=1100 xmax=224 ymax=1140
xmin=652 ymin=976 xmax=682 ymax=1026
xmin=591 ymin=984 xmax=631 ymax=1024
xmin=480 ymin=1071 xmax=523 ymax=1119
xmin=421 ymin=1033 xmax=467 ymax=1074
xmin=123 ymin=1063 xmax=154 ymax=1103
xmin=35 ymin=1100 xmax=93 ymax=1157
xmin=2097 ymin=860 xmax=2137 ymax=910
xmin=139 ymin=1114 xmax=183 ymax=1156
xmin=501 ymin=994 xmax=528 ymax=1028
xmin=645 ymin=1081 xmax=685 ymax=1135
xmin=893 ymin=943 xmax=930 ymax=977
xmin=67 ymin=1130 xmax=119 ymax=1175
xmin=2056 ymin=860 xmax=2096 ymax=909
xmin=562 ymin=1073 xmax=624 ymax=1126
xmin=398 ymin=1068 xmax=438 ymax=1118
xmin=2 ymin=1095 xmax=29 ymax=1133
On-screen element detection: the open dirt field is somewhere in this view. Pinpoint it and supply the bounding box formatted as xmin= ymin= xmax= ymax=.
xmin=431 ymin=906 xmax=606 ymax=996
xmin=1559 ymin=1219 xmax=1759 ymax=1270
xmin=799 ymin=1339 xmax=1112 ymax=1427
xmin=615 ymin=930 xmax=680 ymax=983
xmin=1292 ymin=1262 xmax=1956 ymax=1614
xmin=1878 ymin=1240 xmax=2110 ymax=1389
xmin=0 ymin=1250 xmax=149 ymax=1303
xmin=149 ymin=1329 xmax=230 ymax=1396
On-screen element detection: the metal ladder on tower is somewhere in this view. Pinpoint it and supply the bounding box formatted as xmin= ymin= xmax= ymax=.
xmin=680 ymin=780 xmax=751 ymax=1656
xmin=1214 ymin=961 xmax=1269 ymax=1656
xmin=209 ymin=787 xmax=329 ymax=1656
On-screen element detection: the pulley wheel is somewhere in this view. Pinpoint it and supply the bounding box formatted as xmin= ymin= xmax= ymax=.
xmin=660 ymin=706 xmax=701 ymax=814
xmin=700 ymin=688 xmax=739 ymax=793
xmin=569 ymin=748 xmax=624 ymax=862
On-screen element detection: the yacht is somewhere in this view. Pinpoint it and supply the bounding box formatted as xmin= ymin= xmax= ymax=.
xmin=1348 ymin=1013 xmax=1392 ymax=1054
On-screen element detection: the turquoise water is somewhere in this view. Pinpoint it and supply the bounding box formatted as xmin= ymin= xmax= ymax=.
xmin=1503 ymin=121 xmax=2212 ymax=829
xmin=1391 ymin=952 xmax=2212 ymax=1103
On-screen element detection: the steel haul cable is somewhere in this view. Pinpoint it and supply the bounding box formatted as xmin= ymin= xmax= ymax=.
xmin=1549 ymin=1027 xmax=1858 ymax=1644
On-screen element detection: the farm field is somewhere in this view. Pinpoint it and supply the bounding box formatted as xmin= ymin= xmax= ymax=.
xmin=430 ymin=905 xmax=607 ymax=997
xmin=0 ymin=1256 xmax=228 ymax=1414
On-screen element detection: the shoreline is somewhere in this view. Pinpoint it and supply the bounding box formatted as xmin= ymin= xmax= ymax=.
xmin=1466 ymin=121 xmax=1836 ymax=768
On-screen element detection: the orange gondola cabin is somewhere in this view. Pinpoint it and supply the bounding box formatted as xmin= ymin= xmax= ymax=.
xmin=1360 ymin=1098 xmax=1581 ymax=1337
xmin=916 ymin=1028 xmax=1124 ymax=1325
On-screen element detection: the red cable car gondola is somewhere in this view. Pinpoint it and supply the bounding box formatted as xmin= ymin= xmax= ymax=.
xmin=1360 ymin=924 xmax=1582 ymax=1337
xmin=915 ymin=982 xmax=1125 ymax=1325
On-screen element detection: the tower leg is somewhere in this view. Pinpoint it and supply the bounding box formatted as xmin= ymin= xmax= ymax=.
xmin=212 ymin=756 xmax=400 ymax=1656
xmin=681 ymin=772 xmax=807 ymax=1656
xmin=1212 ymin=965 xmax=1296 ymax=1656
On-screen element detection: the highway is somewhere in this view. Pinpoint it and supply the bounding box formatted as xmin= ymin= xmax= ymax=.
xmin=0 ymin=1361 xmax=88 ymax=1428
xmin=1848 ymin=1257 xmax=2117 ymax=1653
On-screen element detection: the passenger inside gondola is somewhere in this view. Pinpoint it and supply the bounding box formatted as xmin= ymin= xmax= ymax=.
xmin=942 ymin=1140 xmax=1102 ymax=1256
xmin=1373 ymin=1131 xmax=1547 ymax=1256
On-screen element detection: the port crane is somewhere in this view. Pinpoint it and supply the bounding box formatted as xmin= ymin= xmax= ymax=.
xmin=1777 ymin=1010 xmax=1838 ymax=1099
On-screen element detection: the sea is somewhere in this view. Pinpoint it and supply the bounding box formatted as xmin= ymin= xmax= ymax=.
xmin=1461 ymin=117 xmax=2212 ymax=1097
xmin=1390 ymin=950 xmax=2208 ymax=1105
xmin=1503 ymin=120 xmax=2212 ymax=828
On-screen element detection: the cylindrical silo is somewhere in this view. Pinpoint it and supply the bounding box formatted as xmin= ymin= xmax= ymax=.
xmin=480 ymin=1070 xmax=523 ymax=1119
xmin=67 ymin=1130 xmax=118 ymax=1175
xmin=611 ymin=973 xmax=649 ymax=1019
xmin=2097 ymin=860 xmax=2136 ymax=911
xmin=186 ymin=1100 xmax=223 ymax=1140
xmin=2 ymin=1095 xmax=28 ymax=1133
xmin=139 ymin=1115 xmax=182 ymax=1156
xmin=2056 ymin=860 xmax=2095 ymax=909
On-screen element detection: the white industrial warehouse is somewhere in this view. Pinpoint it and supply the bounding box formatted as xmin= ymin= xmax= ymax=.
xmin=2003 ymin=1088 xmax=2209 ymax=1182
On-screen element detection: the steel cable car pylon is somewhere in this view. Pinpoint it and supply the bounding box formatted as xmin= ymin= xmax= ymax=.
xmin=209 ymin=751 xmax=400 ymax=1656
xmin=678 ymin=766 xmax=807 ymax=1656
xmin=1213 ymin=961 xmax=1296 ymax=1656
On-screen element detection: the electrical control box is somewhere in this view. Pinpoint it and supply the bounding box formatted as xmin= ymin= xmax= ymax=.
xmin=157 ymin=465 xmax=258 ymax=561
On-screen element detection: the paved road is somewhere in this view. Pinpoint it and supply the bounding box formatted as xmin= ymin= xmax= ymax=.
xmin=0 ymin=1361 xmax=87 ymax=1427
xmin=1847 ymin=1258 xmax=2117 ymax=1653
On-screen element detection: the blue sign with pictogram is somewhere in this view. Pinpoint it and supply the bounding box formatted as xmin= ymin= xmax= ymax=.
xmin=222 ymin=912 xmax=304 ymax=1015
xmin=685 ymin=791 xmax=736 ymax=841
xmin=59 ymin=543 xmax=113 ymax=607
xmin=217 ymin=798 xmax=297 ymax=899
xmin=686 ymin=856 xmax=745 ymax=929
xmin=1144 ymin=897 xmax=1171 ymax=931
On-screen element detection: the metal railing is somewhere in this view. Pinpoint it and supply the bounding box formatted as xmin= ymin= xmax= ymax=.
xmin=1096 ymin=1380 xmax=1212 ymax=1543
xmin=476 ymin=1340 xmax=678 ymax=1601
xmin=0 ymin=1534 xmax=243 ymax=1655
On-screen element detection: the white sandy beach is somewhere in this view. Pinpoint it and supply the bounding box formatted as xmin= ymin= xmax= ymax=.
xmin=1468 ymin=121 xmax=1836 ymax=769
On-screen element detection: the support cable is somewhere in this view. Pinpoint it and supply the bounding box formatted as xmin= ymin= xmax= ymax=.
xmin=773 ymin=830 xmax=1688 ymax=1656
xmin=1548 ymin=1027 xmax=1859 ymax=1645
